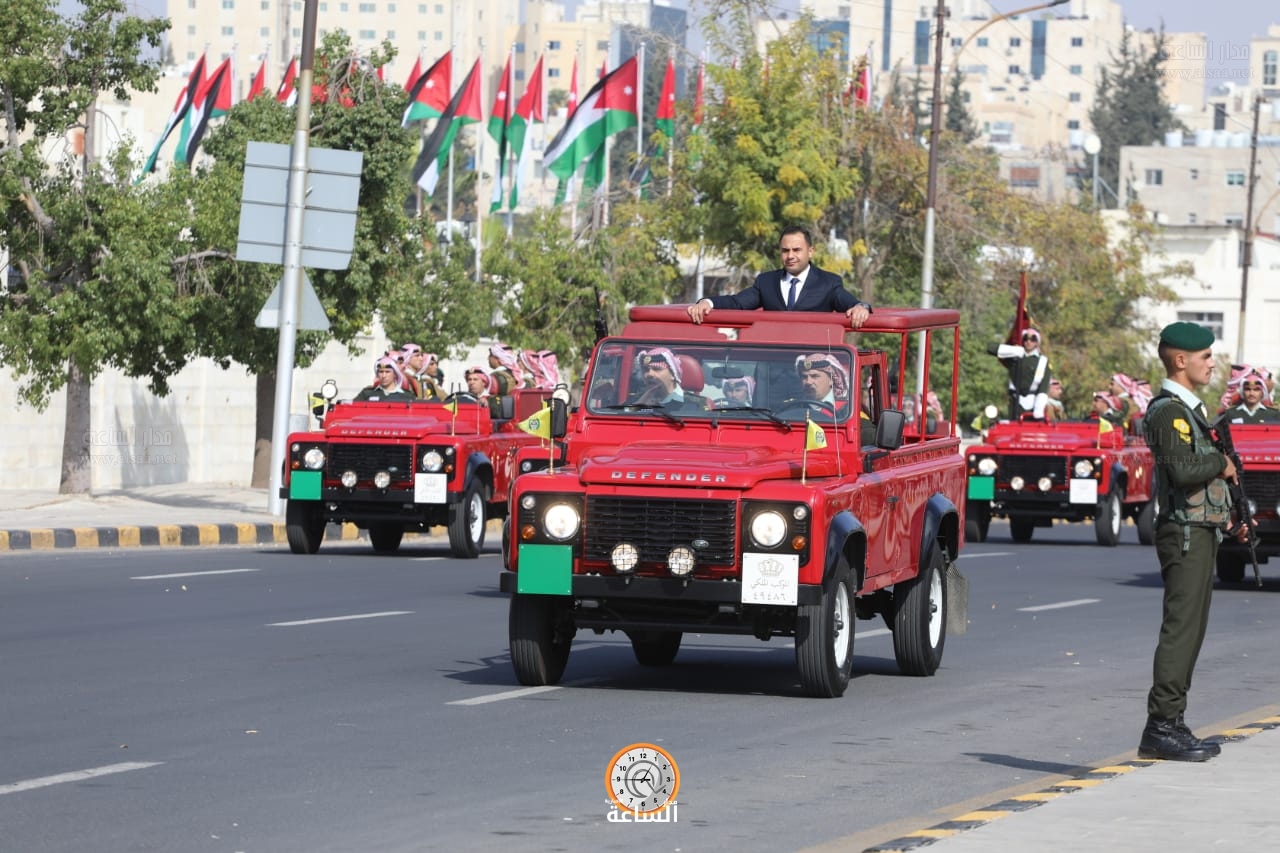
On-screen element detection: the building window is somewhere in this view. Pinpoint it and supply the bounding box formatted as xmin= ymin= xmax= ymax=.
xmin=221 ymin=25 xmax=233 ymax=36
xmin=260 ymin=0 xmax=268 ymax=8
xmin=1145 ymin=169 xmax=1163 ymax=185
xmin=1224 ymin=214 xmax=1244 ymax=226
xmin=187 ymin=24 xmax=196 ymax=35
xmin=1009 ymin=164 xmax=1041 ymax=188
xmin=1178 ymin=311 xmax=1222 ymax=340
xmin=951 ymin=37 xmax=962 ymax=48
xmin=388 ymin=2 xmax=395 ymax=10
xmin=597 ymin=40 xmax=608 ymax=50
xmin=386 ymin=29 xmax=395 ymax=39
xmin=1008 ymin=64 xmax=1021 ymax=75
xmin=1071 ymin=37 xmax=1084 ymax=47
xmin=548 ymin=67 xmax=560 ymax=78
xmin=1188 ymin=213 xmax=1197 ymax=224
xmin=1069 ymin=64 xmax=1083 ymax=75
xmin=976 ymin=37 xmax=988 ymax=47
xmin=319 ymin=1 xmax=326 ymax=8
xmin=1068 ymin=92 xmax=1081 ymax=102
xmin=989 ymin=121 xmax=1014 ymax=145
xmin=1226 ymin=170 xmax=1245 ymax=186
xmin=434 ymin=3 xmax=443 ymax=12
xmin=1009 ymin=37 xmax=1022 ymax=47
xmin=1265 ymin=50 xmax=1277 ymax=86
xmin=1067 ymin=119 xmax=1080 ymax=129
xmin=359 ymin=2 xmax=374 ymax=10
xmin=418 ymin=3 xmax=426 ymax=10
xmin=548 ymin=40 xmax=561 ymax=50
xmin=416 ymin=30 xmax=425 ymax=40
xmin=358 ymin=28 xmax=375 ymax=39
xmin=221 ymin=0 xmax=233 ymax=7
xmin=259 ymin=26 xmax=269 ymax=36
xmin=1190 ymin=168 xmax=1199 ymax=180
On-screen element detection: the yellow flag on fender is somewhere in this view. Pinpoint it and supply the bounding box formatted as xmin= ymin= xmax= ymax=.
xmin=806 ymin=415 xmax=827 ymax=451
xmin=1098 ymin=418 xmax=1113 ymax=435
xmin=517 ymin=405 xmax=553 ymax=439
xmin=442 ymin=401 xmax=458 ymax=414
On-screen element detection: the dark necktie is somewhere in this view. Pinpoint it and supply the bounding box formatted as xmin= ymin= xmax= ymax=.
xmin=787 ymin=276 xmax=799 ymax=310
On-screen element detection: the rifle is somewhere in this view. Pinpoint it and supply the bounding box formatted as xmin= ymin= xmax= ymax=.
xmin=1211 ymin=414 xmax=1262 ymax=586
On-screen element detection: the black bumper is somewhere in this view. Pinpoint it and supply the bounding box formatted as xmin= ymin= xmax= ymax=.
xmin=498 ymin=571 xmax=824 ymax=605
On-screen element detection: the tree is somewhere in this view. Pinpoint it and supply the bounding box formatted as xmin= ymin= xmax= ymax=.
xmin=944 ymin=69 xmax=979 ymax=144
xmin=1089 ymin=28 xmax=1186 ymax=208
xmin=0 ymin=0 xmax=169 ymax=493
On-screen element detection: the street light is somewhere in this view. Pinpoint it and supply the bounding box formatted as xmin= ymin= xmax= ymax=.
xmin=916 ymin=0 xmax=1070 ymax=396
xmin=1083 ymin=133 xmax=1101 ymax=208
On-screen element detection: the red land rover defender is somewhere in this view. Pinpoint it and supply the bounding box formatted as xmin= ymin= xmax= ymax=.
xmin=499 ymin=305 xmax=966 ymax=698
xmin=282 ymin=389 xmax=553 ymax=557
xmin=964 ymin=416 xmax=1156 ymax=546
xmin=1214 ymin=422 xmax=1280 ymax=583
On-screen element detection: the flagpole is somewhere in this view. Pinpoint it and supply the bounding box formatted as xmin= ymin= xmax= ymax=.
xmin=474 ymin=38 xmax=485 ymax=285
xmin=445 ymin=47 xmax=456 ymax=259
xmin=635 ymin=42 xmax=645 ymax=202
xmin=505 ymin=44 xmax=515 ymax=237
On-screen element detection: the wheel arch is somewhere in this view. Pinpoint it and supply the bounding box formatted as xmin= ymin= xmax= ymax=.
xmin=826 ymin=510 xmax=868 ymax=592
xmin=921 ymin=492 xmax=961 ymax=565
xmin=463 ymin=451 xmax=495 ymax=498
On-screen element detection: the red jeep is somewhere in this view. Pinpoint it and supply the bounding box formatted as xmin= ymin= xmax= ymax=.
xmin=499 ymin=306 xmax=966 ymax=698
xmin=964 ymin=416 xmax=1155 ymax=546
xmin=1215 ymin=423 xmax=1280 ymax=583
xmin=281 ymin=388 xmax=553 ymax=557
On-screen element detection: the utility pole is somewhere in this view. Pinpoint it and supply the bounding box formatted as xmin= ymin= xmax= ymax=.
xmin=1237 ymin=94 xmax=1262 ymax=361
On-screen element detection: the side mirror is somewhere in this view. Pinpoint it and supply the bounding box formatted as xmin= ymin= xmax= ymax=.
xmin=550 ymin=397 xmax=568 ymax=439
xmin=321 ymin=379 xmax=339 ymax=401
xmin=875 ymin=409 xmax=906 ymax=450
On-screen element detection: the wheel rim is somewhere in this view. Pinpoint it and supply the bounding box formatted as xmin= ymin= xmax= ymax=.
xmin=1109 ymin=495 xmax=1121 ymax=536
xmin=927 ymin=566 xmax=943 ymax=647
xmin=468 ymin=492 xmax=484 ymax=542
xmin=832 ymin=582 xmax=851 ymax=668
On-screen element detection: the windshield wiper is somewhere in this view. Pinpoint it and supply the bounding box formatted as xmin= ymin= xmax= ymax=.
xmin=601 ymin=403 xmax=686 ymax=426
xmin=719 ymin=406 xmax=793 ymax=431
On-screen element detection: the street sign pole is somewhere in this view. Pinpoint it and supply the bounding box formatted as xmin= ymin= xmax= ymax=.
xmin=268 ymin=0 xmax=319 ymax=517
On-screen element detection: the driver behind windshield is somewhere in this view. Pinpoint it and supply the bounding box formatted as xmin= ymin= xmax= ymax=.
xmin=793 ymin=353 xmax=876 ymax=444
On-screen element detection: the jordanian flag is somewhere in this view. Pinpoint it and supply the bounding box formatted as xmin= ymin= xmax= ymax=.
xmin=487 ymin=51 xmax=514 ymax=212
xmin=544 ymin=55 xmax=638 ymax=183
xmin=247 ymin=57 xmax=267 ymax=101
xmin=655 ymin=57 xmax=676 ymax=143
xmin=402 ymin=51 xmax=452 ymax=125
xmin=276 ymin=57 xmax=297 ymax=105
xmin=175 ymin=57 xmax=230 ymax=166
xmin=137 ymin=54 xmax=205 ymax=178
xmin=507 ymin=54 xmax=544 ymax=209
xmin=411 ymin=58 xmax=482 ymax=196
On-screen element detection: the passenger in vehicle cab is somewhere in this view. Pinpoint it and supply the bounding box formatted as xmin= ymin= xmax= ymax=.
xmin=717 ymin=376 xmax=755 ymax=408
xmin=1044 ymin=378 xmax=1065 ymax=423
xmin=353 ymin=356 xmax=415 ymax=402
xmin=629 ymin=348 xmax=708 ymax=412
xmin=400 ymin=344 xmax=434 ymax=399
xmin=791 ymin=353 xmax=876 ymax=445
xmin=1223 ymin=367 xmax=1280 ymax=424
xmin=464 ymin=365 xmax=503 ymax=418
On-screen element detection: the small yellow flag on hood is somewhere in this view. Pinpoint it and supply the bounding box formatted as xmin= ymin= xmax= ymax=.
xmin=1098 ymin=417 xmax=1113 ymax=435
xmin=806 ymin=415 xmax=827 ymax=451
xmin=517 ymin=405 xmax=553 ymax=439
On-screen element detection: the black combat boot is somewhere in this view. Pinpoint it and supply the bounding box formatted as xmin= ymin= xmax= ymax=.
xmin=1174 ymin=713 xmax=1221 ymax=757
xmin=1138 ymin=715 xmax=1216 ymax=761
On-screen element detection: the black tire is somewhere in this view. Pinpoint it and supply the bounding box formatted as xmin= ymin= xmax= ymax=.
xmin=285 ymin=500 xmax=324 ymax=554
xmin=1136 ymin=498 xmax=1157 ymax=546
xmin=1009 ymin=516 xmax=1035 ymax=543
xmin=448 ymin=479 xmax=487 ymax=559
xmin=795 ymin=565 xmax=855 ymax=698
xmin=965 ymin=502 xmax=991 ymax=544
xmin=368 ymin=524 xmax=403 ymax=553
xmin=509 ymin=593 xmax=573 ymax=685
xmin=1095 ymin=491 xmax=1121 ymax=547
xmin=1216 ymin=551 xmax=1247 ymax=584
xmin=893 ymin=545 xmax=947 ymax=676
xmin=628 ymin=631 xmax=682 ymax=666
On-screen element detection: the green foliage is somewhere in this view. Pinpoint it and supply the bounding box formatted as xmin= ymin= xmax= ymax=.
xmin=1089 ymin=29 xmax=1187 ymax=208
xmin=944 ymin=69 xmax=979 ymax=144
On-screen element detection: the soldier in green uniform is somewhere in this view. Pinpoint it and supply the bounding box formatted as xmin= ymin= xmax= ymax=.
xmin=987 ymin=329 xmax=1052 ymax=419
xmin=1137 ymin=321 xmax=1242 ymax=762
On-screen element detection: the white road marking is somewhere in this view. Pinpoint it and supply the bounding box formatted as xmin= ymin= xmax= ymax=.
xmin=268 ymin=611 xmax=414 ymax=627
xmin=0 ymin=762 xmax=163 ymax=796
xmin=448 ymin=686 xmax=565 ymax=705
xmin=958 ymin=551 xmax=1013 ymax=559
xmin=1018 ymin=598 xmax=1100 ymax=612
xmin=856 ymin=628 xmax=891 ymax=639
xmin=130 ymin=569 xmax=259 ymax=580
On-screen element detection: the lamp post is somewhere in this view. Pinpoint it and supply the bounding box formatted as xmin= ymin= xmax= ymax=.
xmin=916 ymin=0 xmax=1069 ymax=396
xmin=1083 ymin=133 xmax=1101 ymax=208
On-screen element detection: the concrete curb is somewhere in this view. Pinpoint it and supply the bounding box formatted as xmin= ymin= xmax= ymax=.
xmin=0 ymin=519 xmax=505 ymax=552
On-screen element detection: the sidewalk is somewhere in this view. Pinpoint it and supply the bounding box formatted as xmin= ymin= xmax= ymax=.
xmin=854 ymin=711 xmax=1280 ymax=853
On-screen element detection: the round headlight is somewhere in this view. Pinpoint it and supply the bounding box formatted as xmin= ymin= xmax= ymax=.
xmin=520 ymin=459 xmax=534 ymax=473
xmin=373 ymin=470 xmax=391 ymax=489
xmin=792 ymin=505 xmax=809 ymax=521
xmin=612 ymin=543 xmax=639 ymax=573
xmin=1038 ymin=476 xmax=1053 ymax=492
xmin=341 ymin=470 xmax=358 ymax=488
xmin=977 ymin=457 xmax=997 ymax=476
xmin=543 ymin=503 xmax=581 ymax=541
xmin=1009 ymin=476 xmax=1026 ymax=491
xmin=421 ymin=450 xmax=444 ymax=472
xmin=750 ymin=510 xmax=787 ymax=548
xmin=302 ymin=447 xmax=326 ymax=470
xmin=668 ymin=546 xmax=696 ymax=577
xmin=1073 ymin=459 xmax=1094 ymax=478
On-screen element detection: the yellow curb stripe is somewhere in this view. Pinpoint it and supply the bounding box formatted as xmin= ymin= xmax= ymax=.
xmin=1054 ymin=778 xmax=1105 ymax=789
xmin=196 ymin=524 xmax=219 ymax=546
xmin=904 ymin=828 xmax=960 ymax=839
xmin=117 ymin=527 xmax=141 ymax=546
xmin=1221 ymin=727 xmax=1263 ymax=737
xmin=339 ymin=522 xmax=360 ymax=540
xmin=74 ymin=528 xmax=99 ymax=548
xmin=1255 ymin=716 xmax=1280 ymax=725
xmin=0 ymin=531 xmax=10 ymax=550
xmin=1093 ymin=765 xmax=1140 ymax=774
xmin=157 ymin=525 xmax=182 ymax=546
xmin=1011 ymin=791 xmax=1065 ymax=803
xmin=234 ymin=523 xmax=257 ymax=544
xmin=30 ymin=530 xmax=56 ymax=549
xmin=951 ymin=810 xmax=1010 ymax=822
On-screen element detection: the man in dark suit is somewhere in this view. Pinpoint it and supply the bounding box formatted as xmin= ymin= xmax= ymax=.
xmin=687 ymin=226 xmax=872 ymax=328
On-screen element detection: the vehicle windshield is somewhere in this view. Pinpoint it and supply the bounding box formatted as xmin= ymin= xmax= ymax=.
xmin=584 ymin=342 xmax=857 ymax=425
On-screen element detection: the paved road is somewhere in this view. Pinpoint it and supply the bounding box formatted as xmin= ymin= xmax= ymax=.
xmin=3 ymin=524 xmax=1279 ymax=852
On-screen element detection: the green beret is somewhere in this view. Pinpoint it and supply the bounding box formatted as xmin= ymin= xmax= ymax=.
xmin=1159 ymin=321 xmax=1214 ymax=351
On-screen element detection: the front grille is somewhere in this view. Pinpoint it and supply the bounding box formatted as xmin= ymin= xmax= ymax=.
xmin=1241 ymin=470 xmax=1280 ymax=510
xmin=998 ymin=455 xmax=1068 ymax=483
xmin=584 ymin=497 xmax=737 ymax=565
xmin=326 ymin=444 xmax=414 ymax=484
